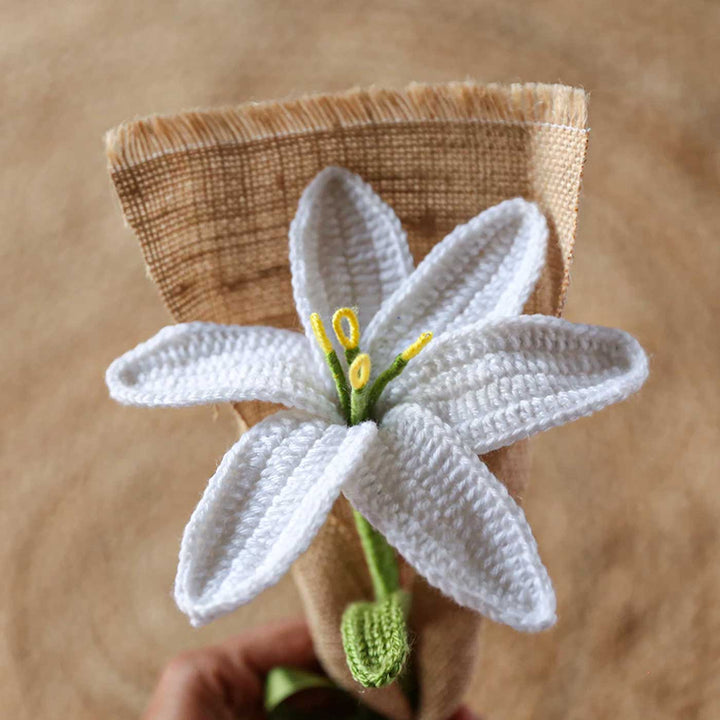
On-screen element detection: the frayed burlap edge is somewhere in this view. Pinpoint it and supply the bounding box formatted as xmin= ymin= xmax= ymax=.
xmin=107 ymin=82 xmax=587 ymax=164
xmin=106 ymin=82 xmax=587 ymax=318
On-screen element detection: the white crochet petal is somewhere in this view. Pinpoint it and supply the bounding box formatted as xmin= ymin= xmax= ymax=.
xmin=175 ymin=411 xmax=377 ymax=626
xmin=380 ymin=315 xmax=649 ymax=455
xmin=364 ymin=198 xmax=547 ymax=369
xmin=289 ymin=167 xmax=414 ymax=358
xmin=106 ymin=322 xmax=341 ymax=422
xmin=344 ymin=404 xmax=555 ymax=631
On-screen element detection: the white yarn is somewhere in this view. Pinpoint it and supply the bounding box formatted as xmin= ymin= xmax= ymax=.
xmin=107 ymin=167 xmax=649 ymax=632
xmin=378 ymin=314 xmax=649 ymax=455
xmin=175 ymin=411 xmax=377 ymax=626
xmin=364 ymin=197 xmax=548 ymax=370
xmin=105 ymin=322 xmax=342 ymax=423
xmin=343 ymin=404 xmax=555 ymax=631
xmin=289 ymin=166 xmax=415 ymax=369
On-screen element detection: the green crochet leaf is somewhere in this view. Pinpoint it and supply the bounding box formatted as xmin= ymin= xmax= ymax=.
xmin=264 ymin=666 xmax=388 ymax=720
xmin=341 ymin=590 xmax=410 ymax=688
xmin=265 ymin=666 xmax=334 ymax=712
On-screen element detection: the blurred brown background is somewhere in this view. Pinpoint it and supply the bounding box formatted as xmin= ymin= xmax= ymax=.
xmin=1 ymin=1 xmax=718 ymax=718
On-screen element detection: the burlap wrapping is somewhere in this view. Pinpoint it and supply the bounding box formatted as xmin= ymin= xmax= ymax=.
xmin=106 ymin=82 xmax=588 ymax=720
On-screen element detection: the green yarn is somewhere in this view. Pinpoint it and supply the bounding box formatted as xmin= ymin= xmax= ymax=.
xmin=265 ymin=666 xmax=334 ymax=712
xmin=341 ymin=590 xmax=410 ymax=688
xmin=324 ymin=349 xmax=351 ymax=422
xmin=344 ymin=510 xmax=408 ymax=688
xmin=264 ymin=666 xmax=390 ymax=720
xmin=366 ymin=355 xmax=408 ymax=417
xmin=352 ymin=510 xmax=400 ymax=600
xmin=349 ymin=385 xmax=369 ymax=427
xmin=345 ymin=346 xmax=360 ymax=366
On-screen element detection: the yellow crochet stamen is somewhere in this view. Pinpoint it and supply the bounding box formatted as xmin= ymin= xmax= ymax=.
xmin=349 ymin=353 xmax=371 ymax=391
xmin=365 ymin=330 xmax=433 ymax=414
xmin=332 ymin=307 xmax=361 ymax=350
xmin=400 ymin=331 xmax=433 ymax=361
xmin=312 ymin=310 xmax=432 ymax=425
xmin=310 ymin=312 xmax=350 ymax=420
xmin=310 ymin=312 xmax=333 ymax=355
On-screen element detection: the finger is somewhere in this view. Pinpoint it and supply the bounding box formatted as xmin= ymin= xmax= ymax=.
xmin=221 ymin=618 xmax=318 ymax=676
xmin=143 ymin=647 xmax=261 ymax=720
xmin=143 ymin=621 xmax=320 ymax=720
xmin=214 ymin=620 xmax=319 ymax=716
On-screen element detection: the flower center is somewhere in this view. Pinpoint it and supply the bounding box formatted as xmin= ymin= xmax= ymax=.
xmin=310 ymin=308 xmax=432 ymax=425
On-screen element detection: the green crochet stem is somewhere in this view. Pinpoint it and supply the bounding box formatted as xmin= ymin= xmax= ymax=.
xmin=351 ymin=510 xmax=400 ymax=600
xmin=350 ymin=383 xmax=368 ymax=427
xmin=342 ymin=510 xmax=410 ymax=689
xmin=366 ymin=355 xmax=408 ymax=417
xmin=325 ymin=349 xmax=351 ymax=421
xmin=340 ymin=374 xmax=411 ymax=689
xmin=314 ymin=314 xmax=415 ymax=691
xmin=345 ymin=346 xmax=360 ymax=367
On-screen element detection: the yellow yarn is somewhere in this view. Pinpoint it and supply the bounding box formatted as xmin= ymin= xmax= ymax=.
xmin=332 ymin=307 xmax=360 ymax=350
xmin=310 ymin=313 xmax=333 ymax=355
xmin=349 ymin=353 xmax=371 ymax=390
xmin=400 ymin=331 xmax=433 ymax=361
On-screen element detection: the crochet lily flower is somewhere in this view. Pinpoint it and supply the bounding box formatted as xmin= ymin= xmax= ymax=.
xmin=107 ymin=167 xmax=647 ymax=640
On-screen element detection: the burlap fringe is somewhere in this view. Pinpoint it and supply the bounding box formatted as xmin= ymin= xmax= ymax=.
xmin=106 ymin=82 xmax=588 ymax=170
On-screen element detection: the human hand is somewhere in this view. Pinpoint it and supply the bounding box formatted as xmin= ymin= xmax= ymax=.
xmin=142 ymin=619 xmax=478 ymax=720
xmin=142 ymin=620 xmax=317 ymax=720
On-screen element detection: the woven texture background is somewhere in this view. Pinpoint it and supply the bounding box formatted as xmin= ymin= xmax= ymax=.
xmin=2 ymin=2 xmax=718 ymax=719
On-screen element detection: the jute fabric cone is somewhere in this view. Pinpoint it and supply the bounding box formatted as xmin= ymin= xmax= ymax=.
xmin=106 ymin=81 xmax=588 ymax=719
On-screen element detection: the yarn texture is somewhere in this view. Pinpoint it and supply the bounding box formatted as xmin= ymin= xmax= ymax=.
xmin=341 ymin=591 xmax=411 ymax=688
xmin=106 ymin=166 xmax=648 ymax=634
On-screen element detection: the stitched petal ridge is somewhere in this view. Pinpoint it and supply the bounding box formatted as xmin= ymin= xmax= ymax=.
xmin=289 ymin=167 xmax=414 ymax=370
xmin=364 ymin=198 xmax=547 ymax=370
xmin=379 ymin=315 xmax=649 ymax=454
xmin=106 ymin=322 xmax=342 ymax=422
xmin=176 ymin=411 xmax=377 ymax=626
xmin=344 ymin=404 xmax=556 ymax=632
